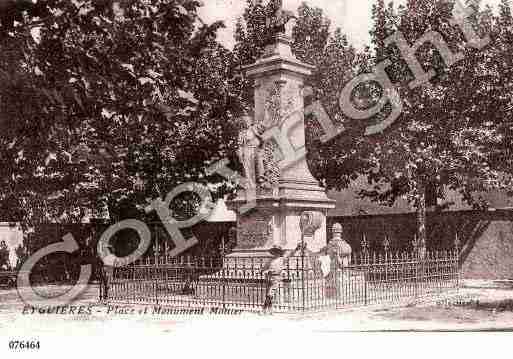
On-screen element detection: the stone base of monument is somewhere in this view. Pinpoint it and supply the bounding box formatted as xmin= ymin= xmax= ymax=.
xmin=198 ymin=254 xmax=367 ymax=284
xmin=197 ymin=269 xmax=367 ymax=307
xmin=227 ymin=194 xmax=334 ymax=255
xmin=198 ymin=253 xmax=312 ymax=281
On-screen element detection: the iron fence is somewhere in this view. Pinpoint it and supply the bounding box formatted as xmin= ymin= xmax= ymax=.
xmin=104 ymin=248 xmax=459 ymax=313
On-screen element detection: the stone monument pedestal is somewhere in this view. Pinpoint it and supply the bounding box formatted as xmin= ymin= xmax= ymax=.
xmin=228 ymin=192 xmax=334 ymax=258
xmin=226 ymin=32 xmax=335 ymax=260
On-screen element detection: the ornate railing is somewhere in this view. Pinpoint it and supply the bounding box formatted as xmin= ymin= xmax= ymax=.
xmin=103 ymin=248 xmax=459 ymax=313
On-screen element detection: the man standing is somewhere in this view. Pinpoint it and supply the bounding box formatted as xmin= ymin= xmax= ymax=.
xmin=261 ymin=244 xmax=302 ymax=314
xmin=99 ymin=262 xmax=113 ymax=303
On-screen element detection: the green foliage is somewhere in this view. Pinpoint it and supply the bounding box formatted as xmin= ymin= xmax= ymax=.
xmin=359 ymin=0 xmax=511 ymax=206
xmin=317 ymin=0 xmax=512 ymax=246
xmin=2 ymin=0 xmax=512 ymax=252
xmin=236 ymin=0 xmax=512 ymax=248
xmin=0 ymin=0 xmax=243 ymax=228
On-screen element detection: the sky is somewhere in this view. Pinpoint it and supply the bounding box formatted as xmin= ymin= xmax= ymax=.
xmin=199 ymin=0 xmax=505 ymax=49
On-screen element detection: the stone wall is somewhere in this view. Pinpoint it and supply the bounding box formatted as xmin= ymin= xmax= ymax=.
xmin=329 ymin=210 xmax=513 ymax=280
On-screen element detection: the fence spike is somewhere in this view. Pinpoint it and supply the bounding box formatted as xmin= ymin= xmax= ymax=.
xmin=105 ymin=247 xmax=460 ymax=312
xmin=361 ymin=233 xmax=369 ymax=254
xmin=383 ymin=235 xmax=390 ymax=253
xmin=454 ymin=232 xmax=460 ymax=251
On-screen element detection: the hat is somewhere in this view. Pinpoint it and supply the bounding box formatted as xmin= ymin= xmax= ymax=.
xmin=269 ymin=245 xmax=285 ymax=256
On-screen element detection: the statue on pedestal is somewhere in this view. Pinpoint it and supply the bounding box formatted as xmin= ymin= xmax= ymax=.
xmin=264 ymin=0 xmax=296 ymax=44
xmin=237 ymin=112 xmax=280 ymax=191
xmin=237 ymin=114 xmax=266 ymax=189
xmin=227 ymin=0 xmax=335 ymax=260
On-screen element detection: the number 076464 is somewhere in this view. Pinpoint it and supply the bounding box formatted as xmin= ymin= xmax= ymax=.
xmin=8 ymin=340 xmax=40 ymax=351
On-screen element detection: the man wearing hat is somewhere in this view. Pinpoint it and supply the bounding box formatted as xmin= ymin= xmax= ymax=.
xmin=98 ymin=243 xmax=116 ymax=303
xmin=261 ymin=243 xmax=303 ymax=314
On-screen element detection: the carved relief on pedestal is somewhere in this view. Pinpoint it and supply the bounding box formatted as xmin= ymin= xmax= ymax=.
xmin=263 ymin=83 xmax=282 ymax=129
xmin=281 ymin=82 xmax=302 ymax=123
xmin=236 ymin=209 xmax=274 ymax=250
xmin=263 ymin=81 xmax=300 ymax=129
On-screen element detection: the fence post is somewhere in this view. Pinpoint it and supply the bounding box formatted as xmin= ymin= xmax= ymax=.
xmin=412 ymin=235 xmax=418 ymax=299
xmin=154 ymin=224 xmax=159 ymax=269
xmin=455 ymin=233 xmax=460 ymax=292
xmin=154 ymin=268 xmax=159 ymax=305
xmin=364 ymin=255 xmax=368 ymax=306
xmin=98 ymin=281 xmax=102 ymax=302
xmin=410 ymin=250 xmax=415 ymax=299
xmin=384 ymin=236 xmax=390 ymax=284
xmin=361 ymin=234 xmax=369 ymax=306
xmin=222 ymin=259 xmax=226 ymax=310
xmin=301 ymin=239 xmax=306 ymax=312
xmin=98 ymin=264 xmax=103 ymax=302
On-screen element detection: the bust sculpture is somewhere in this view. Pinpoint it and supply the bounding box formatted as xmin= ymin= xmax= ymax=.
xmin=299 ymin=211 xmax=324 ymax=237
xmin=329 ymin=223 xmax=352 ymax=268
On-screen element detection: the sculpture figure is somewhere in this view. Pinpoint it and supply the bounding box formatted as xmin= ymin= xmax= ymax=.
xmin=237 ymin=114 xmax=266 ymax=189
xmin=264 ymin=0 xmax=296 ymax=43
xmin=298 ymin=221 xmax=352 ymax=298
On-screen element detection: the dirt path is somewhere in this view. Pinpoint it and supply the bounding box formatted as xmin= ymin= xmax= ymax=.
xmin=1 ymin=284 xmax=513 ymax=334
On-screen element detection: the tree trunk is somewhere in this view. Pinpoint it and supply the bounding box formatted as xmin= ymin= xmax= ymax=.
xmin=415 ymin=181 xmax=427 ymax=259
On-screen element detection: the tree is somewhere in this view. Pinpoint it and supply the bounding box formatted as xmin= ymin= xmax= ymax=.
xmin=0 ymin=240 xmax=10 ymax=270
xmin=231 ymin=0 xmax=513 ymax=255
xmin=370 ymin=0 xmax=398 ymax=62
xmin=318 ymin=0 xmax=512 ymax=252
xmin=0 ymin=0 xmax=242 ymax=230
xmin=490 ymin=0 xmax=513 ymax=194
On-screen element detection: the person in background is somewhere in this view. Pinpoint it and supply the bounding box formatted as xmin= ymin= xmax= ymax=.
xmin=261 ymin=243 xmax=303 ymax=314
xmin=98 ymin=244 xmax=116 ymax=303
xmin=99 ymin=263 xmax=110 ymax=303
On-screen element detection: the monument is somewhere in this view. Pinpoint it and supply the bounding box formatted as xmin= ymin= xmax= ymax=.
xmin=227 ymin=0 xmax=335 ymax=258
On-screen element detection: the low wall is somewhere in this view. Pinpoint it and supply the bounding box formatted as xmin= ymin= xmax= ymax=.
xmin=24 ymin=211 xmax=513 ymax=281
xmin=329 ymin=210 xmax=513 ymax=280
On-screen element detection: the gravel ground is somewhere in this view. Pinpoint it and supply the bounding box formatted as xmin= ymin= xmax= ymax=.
xmin=1 ymin=281 xmax=513 ymax=335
